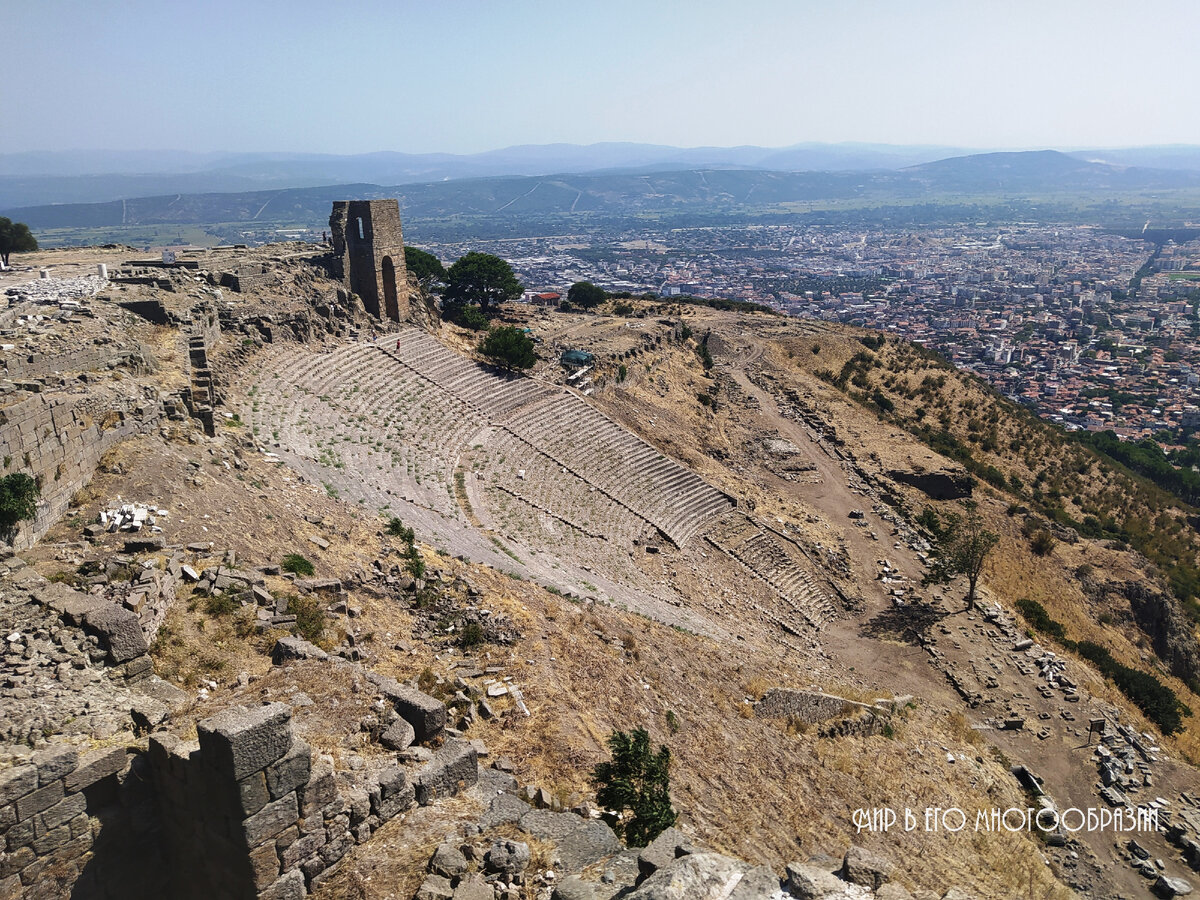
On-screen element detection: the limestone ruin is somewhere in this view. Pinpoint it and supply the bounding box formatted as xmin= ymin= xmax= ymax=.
xmin=329 ymin=200 xmax=409 ymax=322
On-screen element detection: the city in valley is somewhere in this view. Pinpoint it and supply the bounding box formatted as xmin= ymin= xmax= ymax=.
xmin=426 ymin=222 xmax=1200 ymax=440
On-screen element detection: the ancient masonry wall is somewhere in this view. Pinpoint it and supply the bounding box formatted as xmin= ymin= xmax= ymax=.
xmin=0 ymin=391 xmax=164 ymax=550
xmin=0 ymin=741 xmax=166 ymax=900
xmin=754 ymin=688 xmax=860 ymax=723
xmin=0 ymin=575 xmax=167 ymax=899
xmin=329 ymin=200 xmax=409 ymax=322
xmin=182 ymin=300 xmax=221 ymax=436
xmin=2 ymin=568 xmax=478 ymax=900
xmin=147 ymin=690 xmax=475 ymax=898
xmin=2 ymin=341 xmax=152 ymax=382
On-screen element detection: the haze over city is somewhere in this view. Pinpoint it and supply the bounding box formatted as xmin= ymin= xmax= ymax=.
xmin=7 ymin=0 xmax=1200 ymax=156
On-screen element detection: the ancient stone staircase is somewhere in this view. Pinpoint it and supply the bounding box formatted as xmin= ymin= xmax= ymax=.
xmin=705 ymin=512 xmax=837 ymax=631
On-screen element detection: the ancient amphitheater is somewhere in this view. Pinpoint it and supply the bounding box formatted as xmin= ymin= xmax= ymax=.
xmin=242 ymin=327 xmax=837 ymax=636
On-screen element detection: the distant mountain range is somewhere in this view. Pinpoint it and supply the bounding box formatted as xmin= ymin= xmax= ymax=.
xmin=6 ymin=149 xmax=1200 ymax=236
xmin=5 ymin=142 xmax=1200 ymax=210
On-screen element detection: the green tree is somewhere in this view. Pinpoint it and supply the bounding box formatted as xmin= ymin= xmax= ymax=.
xmin=444 ymin=251 xmax=523 ymax=313
xmin=442 ymin=301 xmax=491 ymax=331
xmin=403 ymin=247 xmax=446 ymax=290
xmin=922 ymin=501 xmax=998 ymax=609
xmin=568 ymin=280 xmax=606 ymax=310
xmin=0 ymin=219 xmax=37 ymax=268
xmin=0 ymin=473 xmax=40 ymax=541
xmin=479 ymin=326 xmax=536 ymax=370
xmin=591 ymin=728 xmax=676 ymax=847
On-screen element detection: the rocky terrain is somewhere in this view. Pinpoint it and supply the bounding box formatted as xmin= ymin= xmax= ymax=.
xmin=2 ymin=238 xmax=1200 ymax=899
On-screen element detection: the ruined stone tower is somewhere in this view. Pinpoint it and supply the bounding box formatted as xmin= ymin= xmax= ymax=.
xmin=329 ymin=199 xmax=409 ymax=321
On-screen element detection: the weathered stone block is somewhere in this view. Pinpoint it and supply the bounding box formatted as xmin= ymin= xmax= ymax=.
xmin=345 ymin=786 xmax=371 ymax=828
xmin=250 ymin=839 xmax=282 ymax=890
xmin=842 ymin=845 xmax=893 ymax=889
xmin=371 ymin=765 xmax=415 ymax=820
xmin=64 ymin=747 xmax=127 ymax=793
xmin=731 ymin=864 xmax=781 ymax=899
xmin=281 ymin=827 xmax=326 ymax=870
xmin=415 ymin=873 xmax=454 ymax=900
xmin=81 ymin=602 xmax=149 ymax=662
xmin=484 ymin=838 xmax=531 ymax=876
xmin=265 ymin=740 xmax=310 ymax=801
xmin=784 ymin=862 xmax=847 ymax=899
xmin=32 ymin=582 xmax=99 ymax=626
xmin=241 ymin=792 xmax=298 ymax=847
xmin=480 ymin=793 xmax=531 ymax=829
xmin=0 ymin=847 xmax=34 ymax=880
xmin=298 ymin=758 xmax=337 ymax=819
xmin=414 ymin=739 xmax=477 ymax=805
xmin=236 ymin=771 xmax=270 ymax=817
xmin=380 ymin=718 xmax=415 ymax=751
xmin=448 ymin=877 xmax=492 ymax=900
xmin=274 ymin=825 xmax=298 ymax=853
xmin=429 ymin=841 xmax=468 ymax=879
xmin=197 ymin=702 xmax=293 ymax=782
xmin=67 ymin=813 xmax=89 ymax=839
xmin=259 ymin=868 xmax=305 ymax=900
xmin=30 ymin=747 xmax=78 ymax=787
xmin=373 ymin=676 xmax=445 ymax=743
xmin=16 ymin=781 xmax=63 ymax=821
xmin=6 ymin=818 xmax=34 ymax=851
xmin=31 ymin=823 xmax=70 ymax=855
xmin=319 ymin=831 xmax=353 ymax=867
xmin=637 ymin=827 xmax=696 ymax=882
xmin=35 ymin=792 xmax=86 ymax=833
xmin=0 ymin=767 xmax=36 ymax=807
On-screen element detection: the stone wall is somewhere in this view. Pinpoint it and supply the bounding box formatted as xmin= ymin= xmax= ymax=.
xmin=146 ymin=695 xmax=471 ymax=899
xmin=0 ymin=570 xmax=174 ymax=900
xmin=1 ymin=340 xmax=153 ymax=382
xmin=0 ymin=390 xmax=164 ymax=550
xmin=0 ymin=742 xmax=167 ymax=900
xmin=181 ymin=300 xmax=221 ymax=436
xmin=329 ymin=200 xmax=409 ymax=322
xmin=754 ymin=688 xmax=874 ymax=723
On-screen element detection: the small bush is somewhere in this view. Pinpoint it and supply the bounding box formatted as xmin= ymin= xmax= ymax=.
xmin=459 ymin=622 xmax=485 ymax=649
xmin=405 ymin=547 xmax=426 ymax=580
xmin=0 ymin=473 xmax=40 ymax=540
xmin=281 ymin=553 xmax=315 ymax=577
xmin=290 ymin=594 xmax=326 ymax=645
xmin=591 ymin=728 xmax=676 ymax=847
xmin=385 ymin=516 xmax=415 ymax=543
xmin=204 ymin=592 xmax=237 ymax=617
xmin=443 ymin=301 xmax=490 ymax=331
xmin=1030 ymin=530 xmax=1057 ymax=556
xmin=1015 ymin=598 xmax=1066 ymax=641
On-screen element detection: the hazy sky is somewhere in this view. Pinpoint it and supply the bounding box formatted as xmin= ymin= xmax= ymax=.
xmin=7 ymin=0 xmax=1199 ymax=155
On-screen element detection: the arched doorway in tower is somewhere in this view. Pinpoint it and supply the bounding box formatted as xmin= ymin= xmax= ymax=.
xmin=381 ymin=256 xmax=400 ymax=321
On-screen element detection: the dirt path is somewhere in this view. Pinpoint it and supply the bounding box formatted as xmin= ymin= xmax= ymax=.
xmin=723 ymin=363 xmax=959 ymax=702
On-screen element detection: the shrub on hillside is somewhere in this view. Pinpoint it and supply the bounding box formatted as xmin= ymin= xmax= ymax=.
xmin=281 ymin=553 xmax=315 ymax=577
xmin=591 ymin=728 xmax=676 ymax=847
xmin=290 ymin=594 xmax=327 ymax=646
xmin=0 ymin=473 xmax=40 ymax=541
